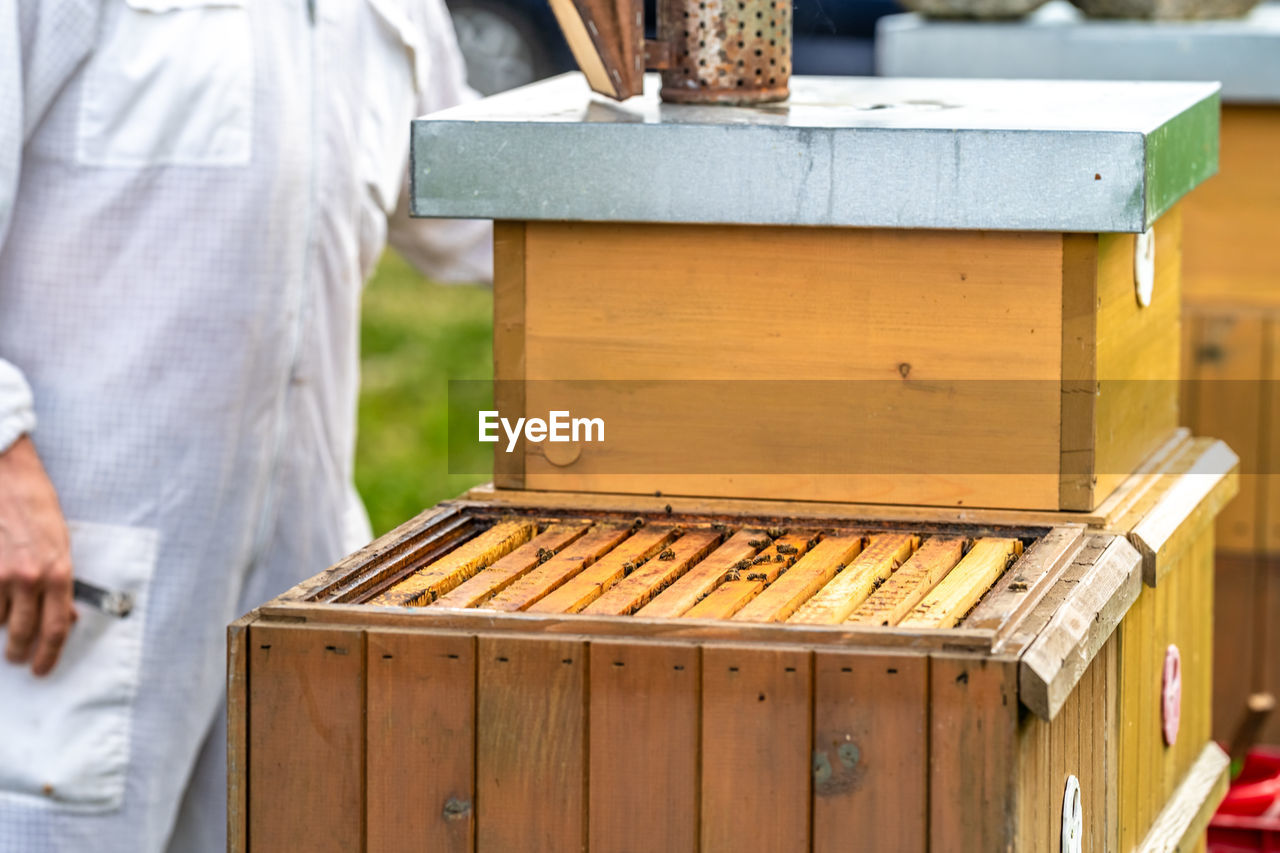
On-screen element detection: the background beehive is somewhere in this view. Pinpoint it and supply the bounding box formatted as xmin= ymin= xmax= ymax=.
xmin=875 ymin=3 xmax=1280 ymax=750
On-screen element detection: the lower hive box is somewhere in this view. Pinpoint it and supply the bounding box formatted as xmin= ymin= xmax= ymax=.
xmin=229 ymin=437 xmax=1238 ymax=853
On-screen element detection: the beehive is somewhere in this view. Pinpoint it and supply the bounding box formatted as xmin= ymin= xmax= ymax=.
xmin=878 ymin=0 xmax=1280 ymax=745
xmin=416 ymin=74 xmax=1217 ymax=514
xmin=230 ymin=75 xmax=1231 ymax=852
xmin=230 ymin=434 xmax=1236 ymax=852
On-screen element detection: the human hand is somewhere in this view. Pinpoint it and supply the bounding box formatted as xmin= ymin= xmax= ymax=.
xmin=0 ymin=436 xmax=76 ymax=676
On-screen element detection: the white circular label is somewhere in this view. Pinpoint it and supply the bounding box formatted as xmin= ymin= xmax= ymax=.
xmin=1062 ymin=775 xmax=1083 ymax=853
xmin=1134 ymin=227 xmax=1156 ymax=307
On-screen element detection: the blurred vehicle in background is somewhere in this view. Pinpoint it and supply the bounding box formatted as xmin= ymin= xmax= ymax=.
xmin=446 ymin=0 xmax=903 ymax=95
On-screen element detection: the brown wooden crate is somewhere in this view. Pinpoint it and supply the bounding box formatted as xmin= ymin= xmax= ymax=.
xmin=367 ymin=630 xmax=475 ymax=853
xmin=235 ymin=446 xmax=1231 ymax=853
xmin=248 ymin=624 xmax=365 ymax=853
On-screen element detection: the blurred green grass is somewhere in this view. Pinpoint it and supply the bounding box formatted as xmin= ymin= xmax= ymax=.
xmin=356 ymin=251 xmax=493 ymax=536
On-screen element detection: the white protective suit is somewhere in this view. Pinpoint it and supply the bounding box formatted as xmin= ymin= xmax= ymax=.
xmin=0 ymin=1 xmax=491 ymax=850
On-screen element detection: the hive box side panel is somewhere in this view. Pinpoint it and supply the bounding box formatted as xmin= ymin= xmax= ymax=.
xmin=366 ymin=630 xmax=476 ymax=853
xmin=247 ymin=623 xmax=366 ymax=853
xmin=1182 ymin=308 xmax=1265 ymax=554
xmin=1116 ymin=524 xmax=1215 ymax=850
xmin=929 ymin=655 xmax=1019 ymax=853
xmin=587 ymin=641 xmax=699 ymax=853
xmin=1016 ymin=632 xmax=1118 ymax=853
xmin=700 ymin=645 xmax=812 ymax=851
xmin=812 ymin=651 xmax=928 ymax=853
xmin=476 ymin=635 xmax=587 ymax=852
xmin=1091 ymin=206 xmax=1182 ymax=509
xmin=512 ymin=222 xmax=1065 ymax=510
xmin=1182 ymin=106 xmax=1280 ymax=310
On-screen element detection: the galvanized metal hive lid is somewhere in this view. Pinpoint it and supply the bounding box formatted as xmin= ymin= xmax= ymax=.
xmin=878 ymin=1 xmax=1280 ymax=103
xmin=411 ymin=73 xmax=1218 ymax=233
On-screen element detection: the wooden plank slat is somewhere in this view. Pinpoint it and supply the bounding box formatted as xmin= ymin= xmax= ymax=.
xmin=227 ymin=614 xmax=252 ymax=853
xmin=526 ymin=524 xmax=677 ymax=614
xmin=483 ymin=524 xmax=632 ymax=611
xmin=734 ymin=533 xmax=866 ymax=623
xmin=701 ymin=645 xmax=812 ymax=852
xmin=493 ymin=221 xmax=527 ymax=489
xmin=636 ymin=529 xmax=770 ymax=619
xmin=929 ymin=656 xmax=1019 ymax=853
xmin=847 ymin=537 xmax=966 ymax=627
xmin=683 ymin=532 xmax=815 ymax=620
xmin=476 ymin=636 xmax=586 ymax=852
xmin=588 ymin=642 xmax=699 ymax=853
xmin=434 ymin=521 xmax=593 ymax=608
xmin=374 ymin=520 xmax=537 ymax=605
xmin=583 ymin=528 xmax=722 ymax=615
xmin=789 ymin=533 xmax=920 ymax=625
xmin=812 ymin=652 xmax=927 ymax=853
xmin=900 ymin=538 xmax=1023 ymax=629
xmin=248 ymin=624 xmax=365 ymax=853
xmin=367 ymin=631 xmax=476 ymax=853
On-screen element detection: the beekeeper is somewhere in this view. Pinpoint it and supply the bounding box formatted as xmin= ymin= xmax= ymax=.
xmin=0 ymin=2 xmax=490 ymax=851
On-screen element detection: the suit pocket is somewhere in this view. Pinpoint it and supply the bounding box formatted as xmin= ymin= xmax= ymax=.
xmin=0 ymin=521 xmax=160 ymax=812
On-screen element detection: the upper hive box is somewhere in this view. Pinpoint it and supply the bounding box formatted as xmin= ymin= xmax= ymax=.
xmin=412 ymin=74 xmax=1219 ymax=512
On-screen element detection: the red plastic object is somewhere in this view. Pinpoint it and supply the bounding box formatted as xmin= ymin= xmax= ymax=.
xmin=1209 ymin=748 xmax=1280 ymax=853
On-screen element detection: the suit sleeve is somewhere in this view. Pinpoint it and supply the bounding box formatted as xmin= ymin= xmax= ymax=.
xmin=0 ymin=0 xmax=100 ymax=451
xmin=385 ymin=0 xmax=494 ymax=284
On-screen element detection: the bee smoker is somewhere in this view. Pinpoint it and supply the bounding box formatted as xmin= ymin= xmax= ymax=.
xmin=548 ymin=0 xmax=791 ymax=104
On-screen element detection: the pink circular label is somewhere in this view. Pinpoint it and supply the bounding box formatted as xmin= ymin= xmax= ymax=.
xmin=1162 ymin=644 xmax=1182 ymax=746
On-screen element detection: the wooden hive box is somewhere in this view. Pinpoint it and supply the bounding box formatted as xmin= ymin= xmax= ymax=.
xmin=229 ymin=433 xmax=1237 ymax=853
xmin=413 ymin=74 xmax=1218 ymax=515
xmin=878 ymin=1 xmax=1280 ymax=746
